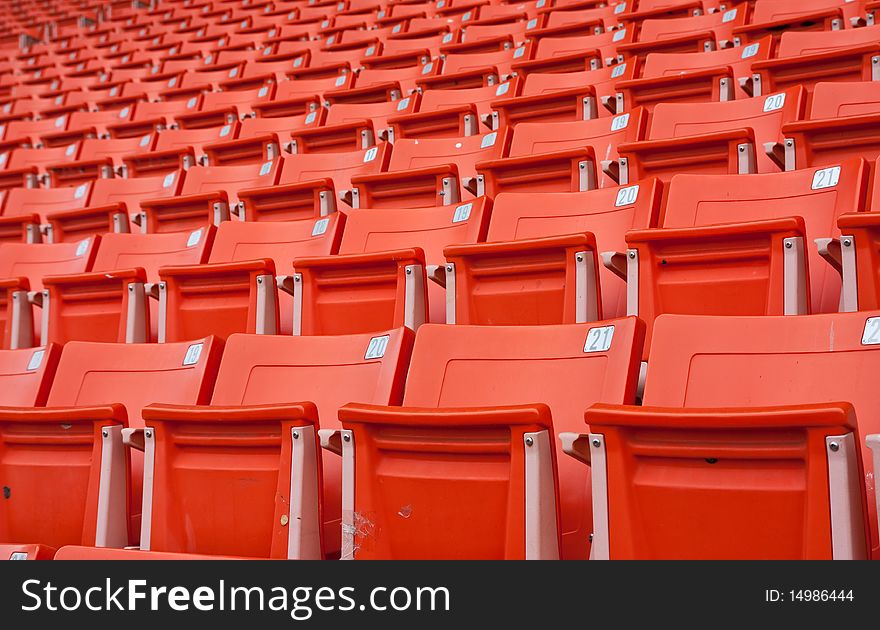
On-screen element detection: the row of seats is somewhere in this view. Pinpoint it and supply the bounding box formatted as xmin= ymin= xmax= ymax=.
xmin=2 ymin=311 xmax=879 ymax=560
xmin=7 ymin=163 xmax=880 ymax=359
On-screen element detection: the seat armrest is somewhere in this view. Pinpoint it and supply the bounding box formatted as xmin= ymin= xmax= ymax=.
xmin=0 ymin=403 xmax=127 ymax=425
xmin=142 ymin=401 xmax=319 ymax=424
xmin=41 ymin=267 xmax=147 ymax=287
xmin=337 ymin=401 xmax=553 ymax=429
xmin=159 ymin=258 xmax=276 ymax=279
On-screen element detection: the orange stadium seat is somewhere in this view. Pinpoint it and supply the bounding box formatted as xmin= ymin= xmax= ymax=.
xmin=616 ymin=86 xmax=806 ymax=182
xmin=40 ymin=227 xmax=214 ymax=344
xmin=325 ymin=318 xmax=644 ymax=559
xmin=444 ymin=180 xmax=662 ymax=325
xmin=621 ymin=159 xmax=869 ymax=357
xmin=573 ymin=312 xmax=876 ymax=559
xmin=293 ymin=197 xmax=491 ymax=334
xmin=157 ymin=214 xmax=343 ymax=340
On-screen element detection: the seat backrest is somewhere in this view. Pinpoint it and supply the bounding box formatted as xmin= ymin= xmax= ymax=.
xmin=638 ymin=7 xmax=743 ymax=42
xmin=278 ymin=144 xmax=390 ymax=193
xmin=808 ymin=81 xmax=880 ymax=119
xmin=89 ymin=171 xmax=182 ymax=208
xmin=0 ymin=337 xmax=222 ymax=550
xmin=206 ymin=214 xmax=344 ymax=272
xmin=91 ymin=228 xmax=215 ymax=277
xmin=647 ymin=86 xmax=805 ymax=173
xmin=154 ymin=124 xmax=236 ymax=153
xmin=7 ymin=144 xmax=75 ymax=170
xmin=521 ymin=62 xmax=630 ymax=99
xmin=0 ymin=237 xmax=99 ymax=291
xmin=776 ymin=22 xmax=880 ymax=58
xmin=79 ymin=135 xmax=154 ymax=163
xmin=2 ymin=182 xmax=91 ymax=219
xmin=641 ymin=36 xmax=771 ymax=78
xmin=642 ymin=312 xmax=880 ymax=558
xmin=0 ymin=344 xmax=61 ymax=406
xmin=488 ymin=180 xmax=662 ymax=318
xmin=662 ymin=158 xmax=870 ymax=313
xmin=388 ymin=130 xmax=507 ymax=178
xmin=418 ymin=81 xmax=514 ymax=113
xmin=180 ymin=159 xmax=279 ymax=195
xmin=400 ymin=319 xmax=645 ymax=560
xmin=187 ymin=329 xmax=413 ymax=556
xmin=751 ymin=0 xmax=844 ymax=23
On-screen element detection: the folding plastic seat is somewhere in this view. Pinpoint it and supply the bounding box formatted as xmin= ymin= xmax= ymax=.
xmin=0 ymin=143 xmax=73 ymax=191
xmin=292 ymin=198 xmax=489 ymax=334
xmin=310 ymin=95 xmax=420 ymax=148
xmin=488 ymin=61 xmax=609 ymax=127
xmin=438 ymin=38 xmax=524 ymax=83
xmin=157 ymin=214 xmax=343 ymax=340
xmin=388 ymin=80 xmax=516 ymax=141
xmin=39 ymin=171 xmax=184 ymax=244
xmin=2 ymin=113 xmax=70 ymax=146
xmin=138 ymin=158 xmax=280 ymax=233
xmin=570 ymin=312 xmax=878 ymax=559
xmin=0 ymin=183 xmax=93 ymax=243
xmin=615 ymin=36 xmax=772 ymax=112
xmin=510 ymin=62 xmax=631 ymax=122
xmin=0 ymin=236 xmax=99 ymax=348
xmin=153 ymin=123 xmax=239 ymax=161
xmin=356 ymin=60 xmax=441 ymax=96
xmin=749 ymin=25 xmax=880 ymax=99
xmin=618 ymin=159 xmax=869 ymax=360
xmin=378 ymin=27 xmax=460 ymax=55
xmin=238 ymin=109 xmax=325 ymax=141
xmin=278 ymin=141 xmax=391 ymax=203
xmin=128 ymin=95 xmax=207 ymax=128
xmin=732 ymin=0 xmax=851 ymax=49
xmin=477 ymin=108 xmax=646 ymax=196
xmin=77 ymin=133 xmax=157 ymax=172
xmin=0 ymin=336 xmax=222 ymax=560
xmin=351 ymin=130 xmax=508 ymax=208
xmin=528 ymin=25 xmax=633 ymax=69
xmin=260 ymin=66 xmax=356 ymax=108
xmin=442 ymin=180 xmax=659 ymax=328
xmin=323 ymin=318 xmax=644 ymax=559
xmin=539 ymin=2 xmax=618 ymax=30
xmin=240 ymin=52 xmax=311 ymax=80
xmin=198 ymin=82 xmax=275 ymax=118
xmin=39 ymin=228 xmax=215 ymax=345
xmin=616 ymin=86 xmax=806 ymax=182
